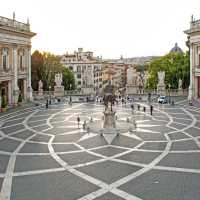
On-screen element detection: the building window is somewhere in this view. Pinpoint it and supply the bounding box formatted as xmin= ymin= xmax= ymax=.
xmin=199 ymin=54 xmax=200 ymax=66
xmin=20 ymin=55 xmax=23 ymax=70
xmin=2 ymin=48 xmax=9 ymax=71
xmin=77 ymin=74 xmax=81 ymax=79
xmin=77 ymin=66 xmax=81 ymax=72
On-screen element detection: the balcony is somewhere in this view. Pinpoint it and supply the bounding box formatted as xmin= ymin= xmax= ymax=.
xmin=195 ymin=65 xmax=200 ymax=76
xmin=0 ymin=16 xmax=30 ymax=32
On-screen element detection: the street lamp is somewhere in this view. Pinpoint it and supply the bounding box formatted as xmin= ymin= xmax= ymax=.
xmin=49 ymin=85 xmax=51 ymax=105
xmin=168 ymin=84 xmax=171 ymax=104
xmin=69 ymin=83 xmax=72 ymax=104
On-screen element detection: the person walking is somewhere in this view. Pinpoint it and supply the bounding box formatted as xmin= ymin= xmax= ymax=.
xmin=143 ymin=106 xmax=146 ymax=113
xmin=77 ymin=116 xmax=80 ymax=128
xmin=137 ymin=104 xmax=140 ymax=111
xmin=46 ymin=99 xmax=49 ymax=109
xmin=150 ymin=105 xmax=153 ymax=115
xmin=131 ymin=104 xmax=134 ymax=114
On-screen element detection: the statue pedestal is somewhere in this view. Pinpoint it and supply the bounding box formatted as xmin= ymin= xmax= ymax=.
xmin=54 ymin=86 xmax=64 ymax=97
xmin=126 ymin=85 xmax=138 ymax=94
xmin=178 ymin=89 xmax=183 ymax=96
xmin=157 ymin=84 xmax=166 ymax=95
xmin=82 ymin=87 xmax=94 ymax=95
xmin=103 ymin=109 xmax=116 ymax=129
xmin=38 ymin=89 xmax=43 ymax=97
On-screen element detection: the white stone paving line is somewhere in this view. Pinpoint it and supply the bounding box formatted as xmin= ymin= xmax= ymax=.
xmin=0 ymin=109 xmax=32 ymax=120
xmin=1 ymin=102 xmax=199 ymax=200
xmin=101 ymin=105 xmax=185 ymax=193
xmin=153 ymin=165 xmax=200 ymax=173
xmin=46 ymin=105 xmax=144 ymax=200
xmin=7 ymin=128 xmax=27 ymax=136
xmin=13 ymin=167 xmax=65 ymax=177
xmin=0 ymin=122 xmax=24 ymax=130
xmin=0 ymin=151 xmax=12 ymax=155
xmin=0 ymin=111 xmax=39 ymax=200
xmin=0 ymin=174 xmax=5 ymax=178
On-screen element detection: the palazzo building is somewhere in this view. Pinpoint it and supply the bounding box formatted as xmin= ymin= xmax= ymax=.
xmin=0 ymin=14 xmax=36 ymax=107
xmin=185 ymin=16 xmax=200 ymax=100
xmin=61 ymin=48 xmax=103 ymax=95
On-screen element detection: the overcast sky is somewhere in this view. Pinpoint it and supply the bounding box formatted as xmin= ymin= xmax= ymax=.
xmin=0 ymin=0 xmax=200 ymax=58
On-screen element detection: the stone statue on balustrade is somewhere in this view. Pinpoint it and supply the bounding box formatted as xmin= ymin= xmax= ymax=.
xmin=157 ymin=71 xmax=166 ymax=95
xmin=178 ymin=79 xmax=182 ymax=90
xmin=55 ymin=73 xmax=63 ymax=87
xmin=178 ymin=79 xmax=183 ymax=95
xmin=54 ymin=73 xmax=64 ymax=97
xmin=126 ymin=67 xmax=138 ymax=94
xmin=157 ymin=71 xmax=165 ymax=86
xmin=38 ymin=80 xmax=43 ymax=96
xmin=127 ymin=67 xmax=135 ymax=85
xmin=82 ymin=68 xmax=94 ymax=95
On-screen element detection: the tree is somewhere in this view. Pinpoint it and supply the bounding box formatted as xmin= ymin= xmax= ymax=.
xmin=31 ymin=50 xmax=44 ymax=91
xmin=31 ymin=51 xmax=75 ymax=91
xmin=62 ymin=67 xmax=75 ymax=90
xmin=147 ymin=52 xmax=189 ymax=90
xmin=40 ymin=52 xmax=64 ymax=91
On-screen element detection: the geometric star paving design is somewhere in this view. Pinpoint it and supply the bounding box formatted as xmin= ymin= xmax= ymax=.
xmin=0 ymin=98 xmax=200 ymax=200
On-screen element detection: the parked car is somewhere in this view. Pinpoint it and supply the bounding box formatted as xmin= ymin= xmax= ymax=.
xmin=158 ymin=96 xmax=168 ymax=104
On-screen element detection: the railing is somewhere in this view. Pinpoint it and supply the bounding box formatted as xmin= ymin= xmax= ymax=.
xmin=0 ymin=16 xmax=30 ymax=32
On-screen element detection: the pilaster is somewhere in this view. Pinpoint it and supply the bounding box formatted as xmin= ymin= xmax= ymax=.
xmin=13 ymin=46 xmax=19 ymax=106
xmin=27 ymin=48 xmax=33 ymax=101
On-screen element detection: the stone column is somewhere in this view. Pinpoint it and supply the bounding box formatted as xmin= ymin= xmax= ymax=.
xmin=8 ymin=80 xmax=12 ymax=105
xmin=13 ymin=47 xmax=19 ymax=106
xmin=27 ymin=48 xmax=33 ymax=101
xmin=188 ymin=43 xmax=193 ymax=101
xmin=23 ymin=79 xmax=27 ymax=101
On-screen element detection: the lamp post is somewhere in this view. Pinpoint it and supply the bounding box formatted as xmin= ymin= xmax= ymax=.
xmin=69 ymin=83 xmax=72 ymax=104
xmin=49 ymin=85 xmax=51 ymax=105
xmin=168 ymin=84 xmax=171 ymax=104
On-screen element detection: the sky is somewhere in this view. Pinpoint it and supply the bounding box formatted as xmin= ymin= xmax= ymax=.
xmin=0 ymin=0 xmax=200 ymax=58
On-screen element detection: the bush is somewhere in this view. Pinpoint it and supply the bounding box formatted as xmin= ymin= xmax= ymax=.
xmin=1 ymin=95 xmax=7 ymax=108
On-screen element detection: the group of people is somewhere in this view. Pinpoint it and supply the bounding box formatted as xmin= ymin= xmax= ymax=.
xmin=131 ymin=103 xmax=153 ymax=115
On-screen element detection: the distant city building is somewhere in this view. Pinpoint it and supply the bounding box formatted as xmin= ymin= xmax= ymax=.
xmin=0 ymin=14 xmax=36 ymax=106
xmin=102 ymin=62 xmax=128 ymax=92
xmin=185 ymin=15 xmax=200 ymax=100
xmin=61 ymin=51 xmax=156 ymax=95
xmin=170 ymin=43 xmax=183 ymax=53
xmin=60 ymin=48 xmax=103 ymax=95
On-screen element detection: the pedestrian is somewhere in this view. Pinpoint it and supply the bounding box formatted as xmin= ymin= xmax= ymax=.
xmin=69 ymin=96 xmax=72 ymax=105
xmin=77 ymin=116 xmax=80 ymax=128
xmin=131 ymin=104 xmax=134 ymax=114
xmin=83 ymin=121 xmax=86 ymax=130
xmin=137 ymin=104 xmax=140 ymax=111
xmin=122 ymin=98 xmax=124 ymax=105
xmin=46 ymin=99 xmax=49 ymax=109
xmin=143 ymin=106 xmax=146 ymax=113
xmin=150 ymin=105 xmax=153 ymax=115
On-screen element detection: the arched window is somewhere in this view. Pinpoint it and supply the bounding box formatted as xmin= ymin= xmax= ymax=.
xmin=2 ymin=48 xmax=9 ymax=71
xmin=19 ymin=49 xmax=25 ymax=70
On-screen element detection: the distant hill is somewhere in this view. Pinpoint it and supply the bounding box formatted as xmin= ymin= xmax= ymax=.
xmin=104 ymin=56 xmax=160 ymax=65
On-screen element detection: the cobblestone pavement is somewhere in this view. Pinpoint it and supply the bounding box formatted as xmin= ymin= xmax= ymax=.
xmin=0 ymin=99 xmax=200 ymax=200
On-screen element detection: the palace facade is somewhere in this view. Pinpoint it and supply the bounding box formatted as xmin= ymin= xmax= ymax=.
xmin=61 ymin=48 xmax=103 ymax=95
xmin=0 ymin=14 xmax=36 ymax=107
xmin=185 ymin=16 xmax=200 ymax=100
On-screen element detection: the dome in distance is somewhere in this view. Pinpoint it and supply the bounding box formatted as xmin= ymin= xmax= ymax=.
xmin=170 ymin=43 xmax=183 ymax=53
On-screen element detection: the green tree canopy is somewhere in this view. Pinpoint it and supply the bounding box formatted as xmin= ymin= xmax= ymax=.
xmin=31 ymin=51 xmax=75 ymax=91
xmin=147 ymin=52 xmax=189 ymax=90
xmin=31 ymin=50 xmax=44 ymax=90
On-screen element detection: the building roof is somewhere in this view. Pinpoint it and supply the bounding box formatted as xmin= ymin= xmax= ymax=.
xmin=170 ymin=43 xmax=183 ymax=53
